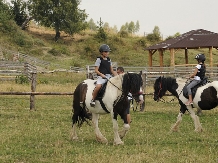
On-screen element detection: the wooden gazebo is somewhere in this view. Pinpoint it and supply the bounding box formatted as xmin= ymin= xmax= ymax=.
xmin=145 ymin=29 xmax=218 ymax=67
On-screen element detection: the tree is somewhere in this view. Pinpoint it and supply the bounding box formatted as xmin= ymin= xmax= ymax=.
xmin=119 ymin=21 xmax=140 ymax=34
xmin=111 ymin=25 xmax=118 ymax=33
xmin=165 ymin=32 xmax=180 ymax=40
xmin=0 ymin=0 xmax=14 ymax=32
xmin=0 ymin=0 xmax=12 ymax=21
xmin=10 ymin=0 xmax=28 ymax=27
xmin=153 ymin=26 xmax=161 ymax=38
xmin=103 ymin=22 xmax=109 ymax=32
xmin=174 ymin=32 xmax=180 ymax=37
xmin=135 ymin=20 xmax=140 ymax=33
xmin=146 ymin=26 xmax=162 ymax=43
xmin=88 ymin=18 xmax=97 ymax=31
xmin=95 ymin=17 xmax=107 ymax=41
xmin=27 ymin=0 xmax=87 ymax=41
xmin=120 ymin=24 xmax=127 ymax=32
xmin=128 ymin=21 xmax=135 ymax=34
xmin=124 ymin=22 xmax=129 ymax=30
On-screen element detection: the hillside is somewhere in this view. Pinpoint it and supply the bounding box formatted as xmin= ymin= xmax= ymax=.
xmin=1 ymin=22 xmax=217 ymax=70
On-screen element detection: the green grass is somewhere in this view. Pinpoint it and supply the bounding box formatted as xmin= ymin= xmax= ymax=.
xmin=0 ymin=87 xmax=218 ymax=163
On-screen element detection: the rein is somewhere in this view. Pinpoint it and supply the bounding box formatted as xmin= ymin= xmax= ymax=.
xmin=107 ymin=78 xmax=123 ymax=92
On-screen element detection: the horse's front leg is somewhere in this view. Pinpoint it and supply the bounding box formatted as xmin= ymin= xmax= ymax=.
xmin=171 ymin=112 xmax=183 ymax=132
xmin=118 ymin=112 xmax=130 ymax=139
xmin=112 ymin=112 xmax=124 ymax=145
xmin=187 ymin=107 xmax=203 ymax=132
xmin=119 ymin=123 xmax=130 ymax=139
xmin=171 ymin=103 xmax=185 ymax=132
xmin=92 ymin=113 xmax=108 ymax=144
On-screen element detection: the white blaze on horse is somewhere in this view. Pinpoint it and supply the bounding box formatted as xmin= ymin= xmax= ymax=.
xmin=71 ymin=72 xmax=143 ymax=145
xmin=153 ymin=76 xmax=218 ymax=132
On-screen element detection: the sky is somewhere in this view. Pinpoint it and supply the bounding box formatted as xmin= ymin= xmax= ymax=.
xmin=79 ymin=0 xmax=218 ymax=38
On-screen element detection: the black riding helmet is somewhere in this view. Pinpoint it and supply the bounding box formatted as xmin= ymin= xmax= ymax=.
xmin=99 ymin=44 xmax=111 ymax=53
xmin=195 ymin=53 xmax=206 ymax=62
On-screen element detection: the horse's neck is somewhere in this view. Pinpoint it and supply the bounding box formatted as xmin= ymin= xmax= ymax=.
xmin=109 ymin=74 xmax=123 ymax=86
xmin=104 ymin=75 xmax=123 ymax=102
xmin=164 ymin=78 xmax=179 ymax=97
xmin=166 ymin=78 xmax=188 ymax=97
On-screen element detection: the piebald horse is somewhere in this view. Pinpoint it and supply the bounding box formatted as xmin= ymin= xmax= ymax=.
xmin=71 ymin=73 xmax=143 ymax=145
xmin=153 ymin=76 xmax=218 ymax=132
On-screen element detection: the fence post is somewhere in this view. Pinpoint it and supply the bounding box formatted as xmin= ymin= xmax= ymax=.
xmin=140 ymin=72 xmax=146 ymax=111
xmin=30 ymin=72 xmax=37 ymax=110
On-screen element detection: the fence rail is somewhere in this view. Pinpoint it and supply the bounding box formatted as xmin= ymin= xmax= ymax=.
xmin=0 ymin=92 xmax=74 ymax=95
xmin=0 ymin=61 xmax=37 ymax=81
xmin=144 ymin=66 xmax=218 ymax=85
xmin=86 ymin=65 xmax=218 ymax=85
xmin=1 ymin=65 xmax=218 ymax=111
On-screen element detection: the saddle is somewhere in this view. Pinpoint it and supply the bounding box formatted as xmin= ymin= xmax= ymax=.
xmin=183 ymin=77 xmax=208 ymax=99
xmin=93 ymin=80 xmax=108 ymax=100
xmin=93 ymin=81 xmax=110 ymax=113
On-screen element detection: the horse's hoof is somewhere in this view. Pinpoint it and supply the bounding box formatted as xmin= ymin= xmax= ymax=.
xmin=71 ymin=136 xmax=79 ymax=141
xmin=96 ymin=136 xmax=108 ymax=144
xmin=194 ymin=128 xmax=203 ymax=132
xmin=118 ymin=131 xmax=128 ymax=139
xmin=171 ymin=127 xmax=179 ymax=132
xmin=113 ymin=141 xmax=124 ymax=145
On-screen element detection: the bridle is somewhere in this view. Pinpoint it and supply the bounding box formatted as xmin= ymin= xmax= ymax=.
xmin=154 ymin=78 xmax=173 ymax=103
xmin=154 ymin=79 xmax=163 ymax=101
xmin=155 ymin=77 xmax=188 ymax=103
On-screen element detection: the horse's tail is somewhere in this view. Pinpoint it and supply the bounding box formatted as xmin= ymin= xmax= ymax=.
xmin=72 ymin=82 xmax=92 ymax=127
xmin=72 ymin=102 xmax=92 ymax=127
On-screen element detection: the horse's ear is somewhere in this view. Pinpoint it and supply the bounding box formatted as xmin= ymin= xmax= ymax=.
xmin=139 ymin=71 xmax=142 ymax=75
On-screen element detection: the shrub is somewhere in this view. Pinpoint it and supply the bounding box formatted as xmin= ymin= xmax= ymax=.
xmin=15 ymin=75 xmax=29 ymax=84
xmin=118 ymin=30 xmax=129 ymax=38
xmin=48 ymin=48 xmax=60 ymax=56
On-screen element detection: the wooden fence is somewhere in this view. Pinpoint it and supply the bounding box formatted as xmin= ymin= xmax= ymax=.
xmin=144 ymin=66 xmax=218 ymax=85
xmin=1 ymin=64 xmax=218 ymax=111
xmin=0 ymin=61 xmax=36 ymax=81
xmin=86 ymin=65 xmax=218 ymax=85
xmin=0 ymin=73 xmax=74 ymax=110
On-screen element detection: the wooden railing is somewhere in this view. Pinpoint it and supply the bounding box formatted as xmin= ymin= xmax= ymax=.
xmin=0 ymin=61 xmax=37 ymax=81
xmin=86 ymin=65 xmax=218 ymax=86
xmin=144 ymin=66 xmax=218 ymax=85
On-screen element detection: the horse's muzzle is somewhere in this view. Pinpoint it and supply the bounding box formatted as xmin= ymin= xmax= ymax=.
xmin=138 ymin=94 xmax=144 ymax=104
xmin=153 ymin=95 xmax=159 ymax=102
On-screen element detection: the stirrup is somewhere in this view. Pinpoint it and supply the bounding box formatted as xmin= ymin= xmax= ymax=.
xmin=90 ymin=100 xmax=95 ymax=107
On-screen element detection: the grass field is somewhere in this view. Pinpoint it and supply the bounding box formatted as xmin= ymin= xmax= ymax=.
xmin=0 ymin=74 xmax=218 ymax=163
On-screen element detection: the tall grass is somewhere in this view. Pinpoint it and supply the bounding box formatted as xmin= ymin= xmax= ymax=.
xmin=0 ymin=72 xmax=218 ymax=163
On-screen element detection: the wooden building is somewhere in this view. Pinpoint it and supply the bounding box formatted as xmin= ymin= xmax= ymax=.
xmin=145 ymin=29 xmax=218 ymax=67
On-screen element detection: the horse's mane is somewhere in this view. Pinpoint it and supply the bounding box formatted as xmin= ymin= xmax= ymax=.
xmin=163 ymin=77 xmax=176 ymax=88
xmin=122 ymin=73 xmax=142 ymax=95
xmin=162 ymin=76 xmax=179 ymax=97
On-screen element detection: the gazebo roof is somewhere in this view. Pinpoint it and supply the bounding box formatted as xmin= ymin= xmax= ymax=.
xmin=146 ymin=29 xmax=218 ymax=50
